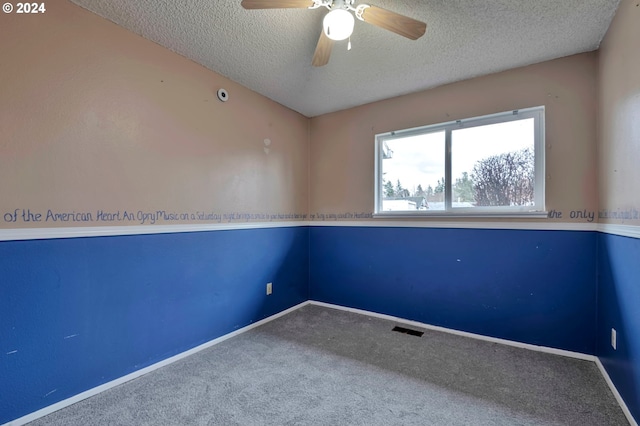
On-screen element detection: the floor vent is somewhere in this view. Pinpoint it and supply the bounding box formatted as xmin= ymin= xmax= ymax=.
xmin=392 ymin=326 xmax=424 ymax=337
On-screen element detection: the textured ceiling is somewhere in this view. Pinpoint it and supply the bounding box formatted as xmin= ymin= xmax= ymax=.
xmin=70 ymin=0 xmax=620 ymax=117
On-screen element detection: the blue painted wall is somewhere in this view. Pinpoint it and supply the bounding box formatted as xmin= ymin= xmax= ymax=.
xmin=6 ymin=225 xmax=640 ymax=424
xmin=309 ymin=226 xmax=597 ymax=354
xmin=0 ymin=227 xmax=309 ymax=424
xmin=597 ymin=232 xmax=640 ymax=422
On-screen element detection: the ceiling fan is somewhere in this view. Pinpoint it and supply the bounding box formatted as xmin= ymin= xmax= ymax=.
xmin=240 ymin=0 xmax=427 ymax=67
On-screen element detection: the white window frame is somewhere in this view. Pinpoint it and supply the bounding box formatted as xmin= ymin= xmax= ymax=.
xmin=374 ymin=106 xmax=546 ymax=218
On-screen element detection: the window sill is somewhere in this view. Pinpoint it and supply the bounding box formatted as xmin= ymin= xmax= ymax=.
xmin=373 ymin=211 xmax=549 ymax=219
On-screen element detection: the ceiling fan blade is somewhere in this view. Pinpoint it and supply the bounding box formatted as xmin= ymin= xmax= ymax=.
xmin=360 ymin=5 xmax=426 ymax=40
xmin=312 ymin=29 xmax=333 ymax=67
xmin=241 ymin=0 xmax=314 ymax=9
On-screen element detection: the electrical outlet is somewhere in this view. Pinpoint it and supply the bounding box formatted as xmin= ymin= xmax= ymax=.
xmin=266 ymin=282 xmax=272 ymax=295
xmin=611 ymin=328 xmax=617 ymax=350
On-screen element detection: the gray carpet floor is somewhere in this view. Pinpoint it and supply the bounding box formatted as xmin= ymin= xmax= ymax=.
xmin=28 ymin=304 xmax=629 ymax=425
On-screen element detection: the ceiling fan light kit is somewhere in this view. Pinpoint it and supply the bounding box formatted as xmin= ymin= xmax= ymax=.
xmin=241 ymin=0 xmax=426 ymax=66
xmin=323 ymin=9 xmax=355 ymax=41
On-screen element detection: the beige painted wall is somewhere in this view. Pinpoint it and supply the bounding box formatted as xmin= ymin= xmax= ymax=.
xmin=310 ymin=53 xmax=599 ymax=223
xmin=0 ymin=0 xmax=309 ymax=229
xmin=598 ymin=0 xmax=640 ymax=226
xmin=0 ymin=1 xmax=616 ymax=229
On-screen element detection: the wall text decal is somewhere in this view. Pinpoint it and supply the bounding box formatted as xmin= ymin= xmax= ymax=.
xmin=547 ymin=209 xmax=596 ymax=222
xmin=599 ymin=208 xmax=640 ymax=221
xmin=310 ymin=212 xmax=374 ymax=220
xmin=2 ymin=208 xmax=307 ymax=225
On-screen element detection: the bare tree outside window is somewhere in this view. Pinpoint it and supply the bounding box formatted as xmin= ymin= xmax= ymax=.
xmin=472 ymin=147 xmax=534 ymax=206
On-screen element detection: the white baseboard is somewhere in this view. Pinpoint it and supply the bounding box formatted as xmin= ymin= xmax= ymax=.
xmin=595 ymin=358 xmax=638 ymax=426
xmin=309 ymin=301 xmax=596 ymax=361
xmin=2 ymin=301 xmax=310 ymax=426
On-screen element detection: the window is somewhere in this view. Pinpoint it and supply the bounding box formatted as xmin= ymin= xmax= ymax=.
xmin=375 ymin=106 xmax=545 ymax=217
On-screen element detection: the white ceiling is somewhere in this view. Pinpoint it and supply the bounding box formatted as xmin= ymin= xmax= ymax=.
xmin=70 ymin=0 xmax=620 ymax=117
